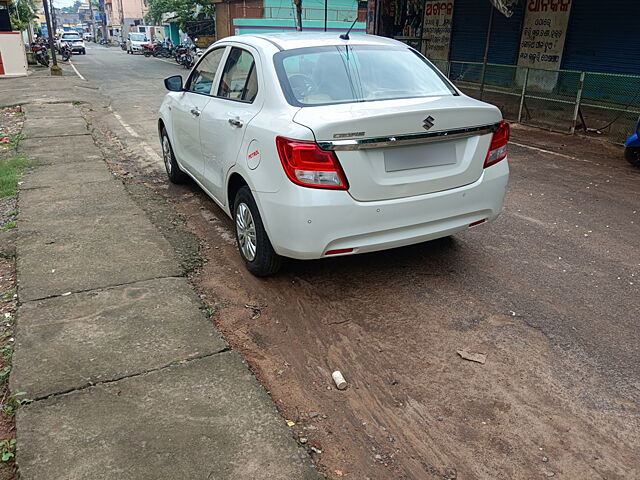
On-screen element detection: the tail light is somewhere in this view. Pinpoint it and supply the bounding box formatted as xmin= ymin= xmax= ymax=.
xmin=276 ymin=137 xmax=349 ymax=190
xmin=484 ymin=121 xmax=510 ymax=168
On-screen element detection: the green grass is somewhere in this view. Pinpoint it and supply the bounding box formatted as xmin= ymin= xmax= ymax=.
xmin=0 ymin=222 xmax=15 ymax=232
xmin=0 ymin=154 xmax=32 ymax=198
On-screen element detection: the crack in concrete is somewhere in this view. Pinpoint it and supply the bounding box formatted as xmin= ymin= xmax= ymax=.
xmin=29 ymin=346 xmax=232 ymax=403
xmin=19 ymin=274 xmax=187 ymax=304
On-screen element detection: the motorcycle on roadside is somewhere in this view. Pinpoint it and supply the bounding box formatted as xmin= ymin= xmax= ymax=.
xmin=30 ymin=41 xmax=50 ymax=67
xmin=174 ymin=45 xmax=191 ymax=68
xmin=60 ymin=41 xmax=73 ymax=62
xmin=142 ymin=42 xmax=155 ymax=57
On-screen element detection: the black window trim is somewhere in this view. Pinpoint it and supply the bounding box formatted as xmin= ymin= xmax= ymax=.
xmin=185 ymin=46 xmax=228 ymax=96
xmin=215 ymin=46 xmax=259 ymax=105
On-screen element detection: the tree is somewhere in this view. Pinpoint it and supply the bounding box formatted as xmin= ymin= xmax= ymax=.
xmin=61 ymin=1 xmax=83 ymax=14
xmin=9 ymin=0 xmax=37 ymax=32
xmin=146 ymin=0 xmax=214 ymax=30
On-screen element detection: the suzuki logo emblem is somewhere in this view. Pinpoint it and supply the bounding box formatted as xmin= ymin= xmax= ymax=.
xmin=423 ymin=115 xmax=435 ymax=130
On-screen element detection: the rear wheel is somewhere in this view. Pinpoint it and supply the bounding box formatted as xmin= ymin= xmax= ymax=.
xmin=625 ymin=146 xmax=640 ymax=168
xmin=233 ymin=186 xmax=282 ymax=276
xmin=161 ymin=128 xmax=189 ymax=184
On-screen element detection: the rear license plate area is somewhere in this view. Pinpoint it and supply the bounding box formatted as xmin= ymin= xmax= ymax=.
xmin=383 ymin=142 xmax=456 ymax=172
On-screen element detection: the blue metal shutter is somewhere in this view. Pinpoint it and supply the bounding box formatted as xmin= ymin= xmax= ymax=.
xmin=562 ymin=0 xmax=639 ymax=75
xmin=449 ymin=0 xmax=524 ymax=64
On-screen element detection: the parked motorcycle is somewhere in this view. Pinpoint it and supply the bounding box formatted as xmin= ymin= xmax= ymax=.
xmin=142 ymin=42 xmax=155 ymax=57
xmin=31 ymin=42 xmax=49 ymax=67
xmin=174 ymin=45 xmax=191 ymax=68
xmin=152 ymin=42 xmax=173 ymax=58
xmin=120 ymin=41 xmax=127 ymax=51
xmin=99 ymin=38 xmax=109 ymax=45
xmin=60 ymin=41 xmax=73 ymax=62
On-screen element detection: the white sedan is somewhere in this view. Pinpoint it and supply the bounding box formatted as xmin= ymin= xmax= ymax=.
xmin=158 ymin=32 xmax=509 ymax=276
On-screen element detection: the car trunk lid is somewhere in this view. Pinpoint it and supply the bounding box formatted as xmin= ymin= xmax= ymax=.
xmin=293 ymin=96 xmax=501 ymax=201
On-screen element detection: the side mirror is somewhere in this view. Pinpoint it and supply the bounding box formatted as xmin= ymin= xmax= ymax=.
xmin=164 ymin=75 xmax=184 ymax=92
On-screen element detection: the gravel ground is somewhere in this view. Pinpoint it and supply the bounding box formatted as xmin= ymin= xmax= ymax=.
xmin=0 ymin=106 xmax=24 ymax=229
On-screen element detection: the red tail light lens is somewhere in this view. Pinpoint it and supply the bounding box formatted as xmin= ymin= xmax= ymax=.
xmin=484 ymin=121 xmax=510 ymax=168
xmin=276 ymin=137 xmax=349 ymax=190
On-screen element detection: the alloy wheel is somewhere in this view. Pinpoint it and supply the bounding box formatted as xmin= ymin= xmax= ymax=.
xmin=236 ymin=203 xmax=257 ymax=261
xmin=162 ymin=135 xmax=172 ymax=174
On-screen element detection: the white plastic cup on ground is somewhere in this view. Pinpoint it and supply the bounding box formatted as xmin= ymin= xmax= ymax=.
xmin=332 ymin=370 xmax=347 ymax=390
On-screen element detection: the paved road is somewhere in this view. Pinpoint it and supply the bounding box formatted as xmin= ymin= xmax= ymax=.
xmin=66 ymin=45 xmax=640 ymax=479
xmin=72 ymin=44 xmax=183 ymax=142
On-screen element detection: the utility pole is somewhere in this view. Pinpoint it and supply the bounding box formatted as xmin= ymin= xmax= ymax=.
xmin=50 ymin=0 xmax=57 ymax=38
xmin=118 ymin=0 xmax=125 ymax=43
xmin=88 ymin=0 xmax=97 ymax=41
xmin=99 ymin=0 xmax=107 ymax=41
xmin=293 ymin=0 xmax=302 ymax=31
xmin=41 ymin=0 xmax=58 ymax=66
xmin=324 ymin=0 xmax=327 ymax=32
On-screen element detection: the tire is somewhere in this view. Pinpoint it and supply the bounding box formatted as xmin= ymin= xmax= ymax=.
xmin=160 ymin=128 xmax=190 ymax=184
xmin=233 ymin=186 xmax=282 ymax=276
xmin=82 ymin=49 xmax=86 ymax=55
xmin=625 ymin=146 xmax=640 ymax=168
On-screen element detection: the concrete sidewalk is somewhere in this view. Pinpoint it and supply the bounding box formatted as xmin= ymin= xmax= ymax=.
xmin=9 ymin=103 xmax=320 ymax=479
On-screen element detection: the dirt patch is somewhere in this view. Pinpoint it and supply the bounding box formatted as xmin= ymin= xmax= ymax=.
xmin=171 ymin=196 xmax=639 ymax=479
xmin=137 ymin=134 xmax=639 ymax=479
xmin=0 ymin=258 xmax=17 ymax=480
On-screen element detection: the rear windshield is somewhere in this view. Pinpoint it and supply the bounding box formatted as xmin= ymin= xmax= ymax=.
xmin=274 ymin=45 xmax=457 ymax=107
xmin=62 ymin=33 xmax=81 ymax=39
xmin=129 ymin=33 xmax=146 ymax=42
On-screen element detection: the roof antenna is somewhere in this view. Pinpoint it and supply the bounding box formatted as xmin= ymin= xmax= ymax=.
xmin=339 ymin=17 xmax=358 ymax=40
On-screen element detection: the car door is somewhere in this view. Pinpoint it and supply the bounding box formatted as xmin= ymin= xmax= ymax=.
xmin=199 ymin=46 xmax=263 ymax=204
xmin=170 ymin=47 xmax=226 ymax=181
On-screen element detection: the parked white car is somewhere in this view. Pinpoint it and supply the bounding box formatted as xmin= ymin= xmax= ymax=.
xmin=126 ymin=32 xmax=148 ymax=54
xmin=158 ymin=33 xmax=510 ymax=276
xmin=57 ymin=31 xmax=85 ymax=54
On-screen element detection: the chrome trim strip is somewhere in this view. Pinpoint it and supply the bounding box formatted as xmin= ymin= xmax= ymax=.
xmin=318 ymin=123 xmax=500 ymax=151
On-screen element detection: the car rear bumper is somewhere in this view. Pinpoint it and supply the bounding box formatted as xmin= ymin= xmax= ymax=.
xmin=255 ymin=160 xmax=509 ymax=260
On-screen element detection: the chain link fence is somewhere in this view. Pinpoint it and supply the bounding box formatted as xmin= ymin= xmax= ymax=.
xmin=427 ymin=60 xmax=640 ymax=144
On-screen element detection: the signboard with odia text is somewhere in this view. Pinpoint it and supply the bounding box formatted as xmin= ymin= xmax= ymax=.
xmin=422 ymin=0 xmax=454 ymax=61
xmin=517 ymin=0 xmax=573 ymax=70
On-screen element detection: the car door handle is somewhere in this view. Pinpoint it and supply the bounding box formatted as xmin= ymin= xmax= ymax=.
xmin=190 ymin=108 xmax=200 ymax=117
xmin=228 ymin=118 xmax=243 ymax=128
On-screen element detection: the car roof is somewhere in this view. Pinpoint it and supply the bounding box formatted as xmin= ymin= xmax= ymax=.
xmin=223 ymin=32 xmax=404 ymax=51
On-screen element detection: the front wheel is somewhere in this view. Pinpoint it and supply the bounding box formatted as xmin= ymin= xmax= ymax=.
xmin=625 ymin=146 xmax=640 ymax=168
xmin=233 ymin=186 xmax=282 ymax=277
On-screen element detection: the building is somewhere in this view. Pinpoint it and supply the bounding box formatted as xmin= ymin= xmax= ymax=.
xmin=213 ymin=0 xmax=366 ymax=40
xmin=368 ymin=0 xmax=638 ymax=76
xmin=367 ymin=0 xmax=639 ymax=142
xmin=105 ymin=0 xmax=148 ymax=41
xmin=0 ymin=0 xmax=28 ymax=76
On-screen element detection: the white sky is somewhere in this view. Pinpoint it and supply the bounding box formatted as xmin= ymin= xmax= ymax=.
xmin=51 ymin=0 xmax=82 ymax=8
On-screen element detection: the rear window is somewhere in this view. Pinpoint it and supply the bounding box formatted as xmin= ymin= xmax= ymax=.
xmin=274 ymin=45 xmax=457 ymax=107
xmin=62 ymin=33 xmax=81 ymax=39
xmin=129 ymin=33 xmax=145 ymax=42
